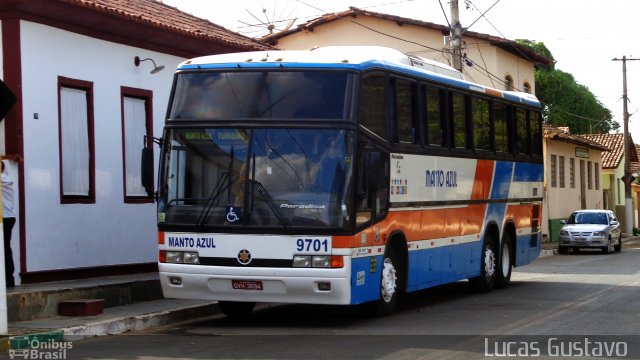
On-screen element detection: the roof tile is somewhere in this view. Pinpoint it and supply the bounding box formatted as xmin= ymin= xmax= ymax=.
xmin=582 ymin=133 xmax=638 ymax=169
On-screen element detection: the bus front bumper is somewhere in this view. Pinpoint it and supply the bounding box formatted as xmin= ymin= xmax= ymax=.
xmin=158 ymin=263 xmax=352 ymax=305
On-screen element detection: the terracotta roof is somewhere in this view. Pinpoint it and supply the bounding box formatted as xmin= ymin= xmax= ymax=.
xmin=0 ymin=0 xmax=272 ymax=57
xmin=544 ymin=126 xmax=611 ymax=152
xmin=582 ymin=133 xmax=638 ymax=169
xmin=262 ymin=6 xmax=553 ymax=66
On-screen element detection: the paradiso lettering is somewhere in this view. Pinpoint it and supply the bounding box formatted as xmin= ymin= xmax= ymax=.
xmin=167 ymin=236 xmax=216 ymax=249
xmin=425 ymin=169 xmax=458 ymax=188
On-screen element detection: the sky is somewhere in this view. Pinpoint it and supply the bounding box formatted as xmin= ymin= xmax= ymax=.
xmin=161 ymin=0 xmax=640 ymax=139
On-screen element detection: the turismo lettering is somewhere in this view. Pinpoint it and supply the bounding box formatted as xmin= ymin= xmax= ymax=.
xmin=167 ymin=236 xmax=216 ymax=249
xmin=425 ymin=170 xmax=457 ymax=188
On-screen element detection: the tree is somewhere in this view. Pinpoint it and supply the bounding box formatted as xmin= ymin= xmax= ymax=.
xmin=516 ymin=40 xmax=619 ymax=134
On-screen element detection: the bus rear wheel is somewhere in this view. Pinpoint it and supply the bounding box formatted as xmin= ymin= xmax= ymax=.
xmin=495 ymin=234 xmax=513 ymax=289
xmin=367 ymin=246 xmax=399 ymax=317
xmin=218 ymin=301 xmax=255 ymax=319
xmin=469 ymin=234 xmax=496 ymax=293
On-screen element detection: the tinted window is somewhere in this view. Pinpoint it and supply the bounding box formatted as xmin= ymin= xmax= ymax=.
xmin=170 ymin=71 xmax=353 ymax=120
xmin=472 ymin=98 xmax=491 ymax=151
xmin=451 ymin=93 xmax=467 ymax=149
xmin=360 ymin=75 xmax=389 ymax=140
xmin=425 ymin=87 xmax=443 ymax=146
xmin=516 ymin=108 xmax=529 ymax=155
xmin=395 ymin=80 xmax=416 ymax=144
xmin=494 ymin=102 xmax=508 ymax=153
xmin=530 ymin=110 xmax=542 ymax=156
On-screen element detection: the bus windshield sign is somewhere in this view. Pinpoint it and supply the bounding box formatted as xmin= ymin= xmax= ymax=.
xmin=169 ymin=71 xmax=354 ymax=121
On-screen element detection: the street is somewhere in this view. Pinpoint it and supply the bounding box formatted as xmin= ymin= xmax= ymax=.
xmin=64 ymin=243 xmax=640 ymax=359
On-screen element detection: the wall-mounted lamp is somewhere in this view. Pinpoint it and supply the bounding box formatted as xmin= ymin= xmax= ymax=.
xmin=134 ymin=56 xmax=165 ymax=74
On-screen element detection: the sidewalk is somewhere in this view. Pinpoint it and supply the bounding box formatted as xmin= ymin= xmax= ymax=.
xmin=2 ymin=273 xmax=219 ymax=348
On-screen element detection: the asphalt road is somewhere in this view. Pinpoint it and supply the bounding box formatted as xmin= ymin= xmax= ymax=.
xmin=63 ymin=242 xmax=640 ymax=359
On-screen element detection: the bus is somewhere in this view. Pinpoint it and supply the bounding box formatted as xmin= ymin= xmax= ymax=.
xmin=142 ymin=46 xmax=543 ymax=318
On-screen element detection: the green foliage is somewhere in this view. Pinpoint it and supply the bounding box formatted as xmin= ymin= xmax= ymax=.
xmin=516 ymin=40 xmax=619 ymax=134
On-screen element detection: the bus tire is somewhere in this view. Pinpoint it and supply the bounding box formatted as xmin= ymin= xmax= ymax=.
xmin=218 ymin=301 xmax=255 ymax=319
xmin=469 ymin=234 xmax=496 ymax=293
xmin=495 ymin=233 xmax=512 ymax=289
xmin=367 ymin=246 xmax=399 ymax=317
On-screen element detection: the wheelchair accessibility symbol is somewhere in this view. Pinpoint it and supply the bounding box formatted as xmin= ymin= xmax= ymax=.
xmin=226 ymin=206 xmax=241 ymax=223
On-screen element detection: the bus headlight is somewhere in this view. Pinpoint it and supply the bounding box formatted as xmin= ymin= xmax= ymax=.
xmin=162 ymin=250 xmax=200 ymax=264
xmin=165 ymin=251 xmax=183 ymax=263
xmin=183 ymin=252 xmax=200 ymax=264
xmin=293 ymin=256 xmax=311 ymax=267
xmin=293 ymin=255 xmax=343 ymax=268
xmin=312 ymin=256 xmax=331 ymax=268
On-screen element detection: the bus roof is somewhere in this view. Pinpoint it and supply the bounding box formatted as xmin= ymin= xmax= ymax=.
xmin=178 ymin=46 xmax=541 ymax=107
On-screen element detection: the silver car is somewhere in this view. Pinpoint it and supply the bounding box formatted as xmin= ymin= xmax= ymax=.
xmin=558 ymin=209 xmax=622 ymax=254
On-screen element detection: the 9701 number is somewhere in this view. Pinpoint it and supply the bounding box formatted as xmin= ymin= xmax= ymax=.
xmin=296 ymin=238 xmax=329 ymax=252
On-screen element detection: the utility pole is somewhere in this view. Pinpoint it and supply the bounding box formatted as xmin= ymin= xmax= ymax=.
xmin=612 ymin=56 xmax=640 ymax=236
xmin=449 ymin=0 xmax=463 ymax=72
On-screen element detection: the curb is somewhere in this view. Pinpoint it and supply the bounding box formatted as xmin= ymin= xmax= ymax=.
xmin=61 ymin=301 xmax=218 ymax=340
xmin=2 ymin=300 xmax=219 ymax=348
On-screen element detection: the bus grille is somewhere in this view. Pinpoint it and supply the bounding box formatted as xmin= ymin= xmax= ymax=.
xmin=199 ymin=257 xmax=293 ymax=267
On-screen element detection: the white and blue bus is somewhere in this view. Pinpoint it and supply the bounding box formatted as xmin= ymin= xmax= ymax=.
xmin=143 ymin=46 xmax=543 ymax=318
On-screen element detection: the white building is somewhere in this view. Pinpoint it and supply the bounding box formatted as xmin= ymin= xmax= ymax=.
xmin=0 ymin=0 xmax=270 ymax=283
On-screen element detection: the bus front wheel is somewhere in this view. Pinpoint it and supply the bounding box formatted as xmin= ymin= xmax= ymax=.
xmin=367 ymin=246 xmax=399 ymax=316
xmin=218 ymin=301 xmax=255 ymax=319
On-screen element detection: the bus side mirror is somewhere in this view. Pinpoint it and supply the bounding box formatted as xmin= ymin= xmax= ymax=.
xmin=141 ymin=147 xmax=154 ymax=197
xmin=366 ymin=151 xmax=381 ymax=192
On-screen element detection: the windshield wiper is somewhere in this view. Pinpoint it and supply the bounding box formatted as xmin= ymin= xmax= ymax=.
xmin=196 ymin=171 xmax=232 ymax=227
xmin=250 ymin=179 xmax=292 ymax=230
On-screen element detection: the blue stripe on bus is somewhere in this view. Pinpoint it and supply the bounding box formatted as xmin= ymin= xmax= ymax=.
xmin=351 ymin=242 xmax=485 ymax=304
xmin=515 ymin=232 xmax=541 ymax=267
xmin=490 ymin=161 xmax=513 ymax=200
xmin=513 ymin=162 xmax=544 ymax=182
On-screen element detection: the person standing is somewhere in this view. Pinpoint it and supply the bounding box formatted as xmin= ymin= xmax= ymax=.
xmin=2 ymin=161 xmax=15 ymax=287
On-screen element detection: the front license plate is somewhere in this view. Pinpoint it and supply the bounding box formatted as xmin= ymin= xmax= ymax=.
xmin=232 ymin=280 xmax=263 ymax=290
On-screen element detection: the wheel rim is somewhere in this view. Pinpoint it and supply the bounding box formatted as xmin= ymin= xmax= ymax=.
xmin=484 ymin=247 xmax=495 ymax=280
xmin=501 ymin=242 xmax=510 ymax=276
xmin=381 ymin=257 xmax=397 ymax=303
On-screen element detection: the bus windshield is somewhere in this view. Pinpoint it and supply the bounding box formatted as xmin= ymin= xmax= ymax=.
xmin=169 ymin=71 xmax=354 ymax=120
xmin=158 ymin=128 xmax=354 ymax=230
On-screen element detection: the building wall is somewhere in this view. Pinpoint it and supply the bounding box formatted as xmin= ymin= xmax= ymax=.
xmin=18 ymin=21 xmax=183 ymax=273
xmin=273 ymin=16 xmax=535 ymax=92
xmin=543 ymin=139 xmax=604 ymax=240
xmin=0 ymin=20 xmax=5 ymax=152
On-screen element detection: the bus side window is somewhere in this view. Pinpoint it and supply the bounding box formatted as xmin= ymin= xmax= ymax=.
xmin=472 ymin=97 xmax=491 ymax=151
xmin=530 ymin=110 xmax=542 ymax=156
xmin=494 ymin=102 xmax=509 ymax=153
xmin=393 ymin=78 xmax=418 ymax=145
xmin=424 ymin=86 xmax=444 ymax=147
xmin=359 ymin=74 xmax=389 ymax=141
xmin=356 ymin=143 xmax=389 ymax=226
xmin=515 ymin=107 xmax=530 ymax=155
xmin=450 ymin=92 xmax=467 ymax=149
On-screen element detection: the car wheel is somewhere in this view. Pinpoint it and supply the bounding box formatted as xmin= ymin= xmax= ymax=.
xmin=614 ymin=235 xmax=622 ymax=253
xmin=602 ymin=237 xmax=612 ymax=254
xmin=558 ymin=246 xmax=568 ymax=255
